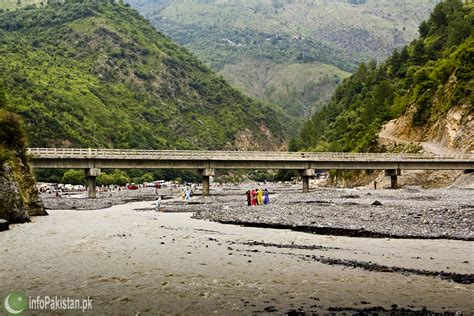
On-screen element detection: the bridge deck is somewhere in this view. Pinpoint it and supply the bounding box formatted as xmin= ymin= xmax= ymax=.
xmin=28 ymin=148 xmax=474 ymax=196
xmin=27 ymin=148 xmax=474 ymax=162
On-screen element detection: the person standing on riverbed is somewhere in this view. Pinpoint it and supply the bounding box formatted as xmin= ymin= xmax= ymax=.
xmin=155 ymin=196 xmax=161 ymax=211
xmin=263 ymin=189 xmax=269 ymax=205
xmin=257 ymin=189 xmax=263 ymax=206
xmin=251 ymin=189 xmax=257 ymax=206
xmin=185 ymin=187 xmax=191 ymax=202
xmin=246 ymin=190 xmax=251 ymax=206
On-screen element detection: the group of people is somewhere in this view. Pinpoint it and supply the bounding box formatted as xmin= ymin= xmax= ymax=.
xmin=180 ymin=187 xmax=192 ymax=202
xmin=246 ymin=188 xmax=269 ymax=206
xmin=155 ymin=187 xmax=192 ymax=211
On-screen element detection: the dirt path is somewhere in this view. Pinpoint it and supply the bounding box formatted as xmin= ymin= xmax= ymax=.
xmin=379 ymin=120 xmax=458 ymax=155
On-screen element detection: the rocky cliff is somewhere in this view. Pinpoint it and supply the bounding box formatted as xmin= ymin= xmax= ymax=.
xmin=0 ymin=108 xmax=46 ymax=231
xmin=389 ymin=103 xmax=473 ymax=154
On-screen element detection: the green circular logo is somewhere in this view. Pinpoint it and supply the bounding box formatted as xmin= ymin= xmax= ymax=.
xmin=3 ymin=292 xmax=28 ymax=316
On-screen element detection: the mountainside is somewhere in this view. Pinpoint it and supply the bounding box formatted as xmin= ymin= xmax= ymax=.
xmin=0 ymin=0 xmax=289 ymax=151
xmin=126 ymin=0 xmax=439 ymax=119
xmin=294 ymin=0 xmax=473 ymax=154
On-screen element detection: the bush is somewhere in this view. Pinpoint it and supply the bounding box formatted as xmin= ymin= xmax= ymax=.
xmin=0 ymin=110 xmax=27 ymax=151
xmin=138 ymin=173 xmax=154 ymax=184
xmin=111 ymin=170 xmax=129 ymax=186
xmin=61 ymin=169 xmax=86 ymax=185
xmin=97 ymin=172 xmax=114 ymax=186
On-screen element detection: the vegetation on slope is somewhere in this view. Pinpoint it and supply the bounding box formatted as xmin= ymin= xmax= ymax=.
xmin=293 ymin=0 xmax=473 ymax=153
xmin=0 ymin=0 xmax=288 ymax=151
xmin=126 ymin=0 xmax=439 ymax=120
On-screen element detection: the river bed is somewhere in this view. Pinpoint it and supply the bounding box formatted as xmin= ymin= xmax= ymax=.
xmin=0 ymin=199 xmax=473 ymax=315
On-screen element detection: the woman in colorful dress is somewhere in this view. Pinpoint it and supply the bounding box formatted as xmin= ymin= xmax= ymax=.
xmin=263 ymin=189 xmax=269 ymax=205
xmin=251 ymin=189 xmax=257 ymax=206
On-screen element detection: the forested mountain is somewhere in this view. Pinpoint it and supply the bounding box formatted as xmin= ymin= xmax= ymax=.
xmin=294 ymin=0 xmax=473 ymax=153
xmin=0 ymin=0 xmax=289 ymax=151
xmin=126 ymin=0 xmax=439 ymax=119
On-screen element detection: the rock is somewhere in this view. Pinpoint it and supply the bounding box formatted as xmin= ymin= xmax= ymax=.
xmin=0 ymin=219 xmax=9 ymax=231
xmin=16 ymin=160 xmax=47 ymax=217
xmin=372 ymin=200 xmax=383 ymax=206
xmin=0 ymin=163 xmax=30 ymax=223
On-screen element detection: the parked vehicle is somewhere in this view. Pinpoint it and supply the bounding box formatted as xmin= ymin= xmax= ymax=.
xmin=127 ymin=184 xmax=139 ymax=190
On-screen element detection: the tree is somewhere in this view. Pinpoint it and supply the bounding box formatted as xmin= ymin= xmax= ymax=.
xmin=389 ymin=49 xmax=401 ymax=76
xmin=111 ymin=170 xmax=129 ymax=186
xmin=430 ymin=2 xmax=448 ymax=30
xmin=61 ymin=170 xmax=86 ymax=185
xmin=419 ymin=20 xmax=430 ymax=38
xmin=410 ymin=40 xmax=426 ymax=65
xmin=138 ymin=173 xmax=154 ymax=184
xmin=446 ymin=14 xmax=471 ymax=47
xmin=97 ymin=173 xmax=114 ymax=186
xmin=0 ymin=110 xmax=27 ymax=151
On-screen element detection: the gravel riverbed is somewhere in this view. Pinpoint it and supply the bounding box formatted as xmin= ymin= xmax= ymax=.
xmin=193 ymin=185 xmax=474 ymax=240
xmin=43 ymin=176 xmax=474 ymax=240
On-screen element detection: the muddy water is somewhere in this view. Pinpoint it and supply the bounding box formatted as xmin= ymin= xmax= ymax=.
xmin=0 ymin=201 xmax=472 ymax=315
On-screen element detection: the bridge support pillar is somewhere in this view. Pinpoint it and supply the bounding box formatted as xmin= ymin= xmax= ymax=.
xmin=199 ymin=169 xmax=215 ymax=196
xmin=300 ymin=169 xmax=315 ymax=193
xmin=85 ymin=168 xmax=101 ymax=199
xmin=385 ymin=169 xmax=401 ymax=189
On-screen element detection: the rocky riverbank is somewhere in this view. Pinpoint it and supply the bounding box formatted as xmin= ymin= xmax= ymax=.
xmin=41 ymin=187 xmax=176 ymax=210
xmin=192 ymin=185 xmax=473 ymax=241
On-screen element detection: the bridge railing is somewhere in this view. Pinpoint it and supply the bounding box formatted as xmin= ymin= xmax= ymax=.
xmin=27 ymin=148 xmax=474 ymax=162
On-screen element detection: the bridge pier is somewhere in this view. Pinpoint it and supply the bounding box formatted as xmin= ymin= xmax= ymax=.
xmin=85 ymin=168 xmax=101 ymax=199
xmin=385 ymin=169 xmax=401 ymax=189
xmin=199 ymin=169 xmax=215 ymax=196
xmin=300 ymin=169 xmax=315 ymax=193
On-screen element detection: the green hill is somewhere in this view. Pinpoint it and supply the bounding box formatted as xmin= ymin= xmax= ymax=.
xmin=294 ymin=0 xmax=473 ymax=153
xmin=0 ymin=0 xmax=289 ymax=150
xmin=126 ymin=0 xmax=439 ymax=120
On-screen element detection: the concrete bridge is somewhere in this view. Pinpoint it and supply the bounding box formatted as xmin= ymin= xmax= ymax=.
xmin=28 ymin=148 xmax=474 ymax=198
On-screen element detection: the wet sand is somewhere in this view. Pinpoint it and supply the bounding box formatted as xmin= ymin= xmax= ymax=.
xmin=1 ymin=196 xmax=473 ymax=315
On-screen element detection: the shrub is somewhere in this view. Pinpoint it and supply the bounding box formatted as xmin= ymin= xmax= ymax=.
xmin=61 ymin=169 xmax=86 ymax=185
xmin=0 ymin=110 xmax=27 ymax=151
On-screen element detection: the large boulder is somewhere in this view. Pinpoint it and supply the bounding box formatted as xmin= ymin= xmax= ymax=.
xmin=0 ymin=162 xmax=30 ymax=223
